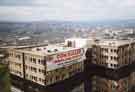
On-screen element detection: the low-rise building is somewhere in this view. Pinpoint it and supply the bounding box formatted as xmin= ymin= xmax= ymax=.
xmin=92 ymin=39 xmax=135 ymax=69
xmin=8 ymin=43 xmax=85 ymax=86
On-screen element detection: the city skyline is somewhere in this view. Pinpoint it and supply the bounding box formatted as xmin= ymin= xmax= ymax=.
xmin=0 ymin=0 xmax=135 ymax=21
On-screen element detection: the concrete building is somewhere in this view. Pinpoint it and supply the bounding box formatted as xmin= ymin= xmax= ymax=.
xmin=83 ymin=38 xmax=135 ymax=92
xmin=65 ymin=38 xmax=90 ymax=48
xmin=8 ymin=43 xmax=85 ymax=86
xmin=92 ymin=39 xmax=135 ymax=69
xmin=7 ymin=37 xmax=135 ymax=91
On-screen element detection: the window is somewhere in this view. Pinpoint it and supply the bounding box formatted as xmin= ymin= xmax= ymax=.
xmin=38 ymin=59 xmax=45 ymax=65
xmin=33 ymin=58 xmax=36 ymax=64
xmin=39 ymin=69 xmax=41 ymax=72
xmin=42 ymin=69 xmax=44 ymax=74
xmin=30 ymin=57 xmax=33 ymax=62
xmin=38 ymin=59 xmax=41 ymax=64
xmin=111 ymin=64 xmax=113 ymax=67
xmin=30 ymin=66 xmax=37 ymax=73
xmin=39 ymin=78 xmax=42 ymax=82
xmin=39 ymin=69 xmax=45 ymax=74
xmin=114 ymin=49 xmax=117 ymax=53
xmin=31 ymin=76 xmax=37 ymax=81
xmin=67 ymin=41 xmax=72 ymax=47
xmin=16 ymin=54 xmax=21 ymax=60
xmin=111 ymin=56 xmax=113 ymax=60
xmin=114 ymin=57 xmax=117 ymax=61
xmin=33 ymin=67 xmax=37 ymax=73
xmin=111 ymin=49 xmax=113 ymax=52
xmin=34 ymin=77 xmax=37 ymax=81
xmin=36 ymin=48 xmax=41 ymax=51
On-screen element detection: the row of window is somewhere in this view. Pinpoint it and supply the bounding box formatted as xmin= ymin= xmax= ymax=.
xmin=46 ymin=74 xmax=65 ymax=84
xmin=26 ymin=74 xmax=45 ymax=83
xmin=10 ymin=62 xmax=21 ymax=69
xmin=110 ymin=56 xmax=117 ymax=60
xmin=96 ymin=61 xmax=119 ymax=68
xmin=100 ymin=48 xmax=118 ymax=53
xmin=9 ymin=53 xmax=13 ymax=57
xmin=101 ymin=48 xmax=109 ymax=53
xmin=109 ymin=63 xmax=119 ymax=68
xmin=26 ymin=66 xmax=37 ymax=72
xmin=100 ymin=55 xmax=118 ymax=61
xmin=110 ymin=49 xmax=117 ymax=53
xmin=26 ymin=57 xmax=45 ymax=65
xmin=101 ymin=55 xmax=108 ymax=59
xmin=46 ymin=65 xmax=82 ymax=82
xmin=9 ymin=53 xmax=46 ymax=66
xmin=9 ymin=53 xmax=21 ymax=60
xmin=10 ymin=69 xmax=22 ymax=76
xmin=26 ymin=73 xmax=71 ymax=85
xmin=10 ymin=62 xmax=21 ymax=68
xmin=25 ymin=65 xmax=45 ymax=74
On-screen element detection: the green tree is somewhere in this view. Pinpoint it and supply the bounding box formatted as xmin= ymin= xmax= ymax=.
xmin=0 ymin=64 xmax=11 ymax=92
xmin=0 ymin=48 xmax=11 ymax=92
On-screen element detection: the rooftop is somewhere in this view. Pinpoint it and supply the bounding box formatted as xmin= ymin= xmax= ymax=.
xmin=8 ymin=43 xmax=85 ymax=71
xmin=10 ymin=43 xmax=81 ymax=56
xmin=31 ymin=44 xmax=77 ymax=55
xmin=94 ymin=39 xmax=135 ymax=47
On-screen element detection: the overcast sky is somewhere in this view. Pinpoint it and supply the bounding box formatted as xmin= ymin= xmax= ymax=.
xmin=0 ymin=0 xmax=135 ymax=21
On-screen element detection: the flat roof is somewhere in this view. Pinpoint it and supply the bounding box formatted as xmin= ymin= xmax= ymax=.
xmin=94 ymin=39 xmax=135 ymax=47
xmin=9 ymin=43 xmax=82 ymax=56
xmin=31 ymin=44 xmax=80 ymax=55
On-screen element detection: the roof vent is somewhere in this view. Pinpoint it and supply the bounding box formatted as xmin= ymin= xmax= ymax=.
xmin=47 ymin=50 xmax=51 ymax=53
xmin=54 ymin=49 xmax=58 ymax=52
xmin=36 ymin=48 xmax=41 ymax=51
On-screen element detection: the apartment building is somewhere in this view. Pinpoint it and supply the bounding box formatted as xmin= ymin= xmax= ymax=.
xmin=8 ymin=43 xmax=85 ymax=86
xmin=65 ymin=38 xmax=135 ymax=92
xmin=92 ymin=39 xmax=135 ymax=69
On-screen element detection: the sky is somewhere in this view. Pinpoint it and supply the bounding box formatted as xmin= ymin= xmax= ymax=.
xmin=0 ymin=0 xmax=135 ymax=22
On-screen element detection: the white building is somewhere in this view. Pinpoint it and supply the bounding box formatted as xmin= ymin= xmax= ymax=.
xmin=8 ymin=42 xmax=85 ymax=86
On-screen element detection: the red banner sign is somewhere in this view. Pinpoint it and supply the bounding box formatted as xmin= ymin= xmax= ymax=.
xmin=54 ymin=49 xmax=83 ymax=63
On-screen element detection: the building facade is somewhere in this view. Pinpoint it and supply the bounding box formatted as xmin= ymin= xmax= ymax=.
xmin=8 ymin=43 xmax=85 ymax=86
xmin=84 ymin=38 xmax=135 ymax=92
xmin=92 ymin=39 xmax=135 ymax=69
